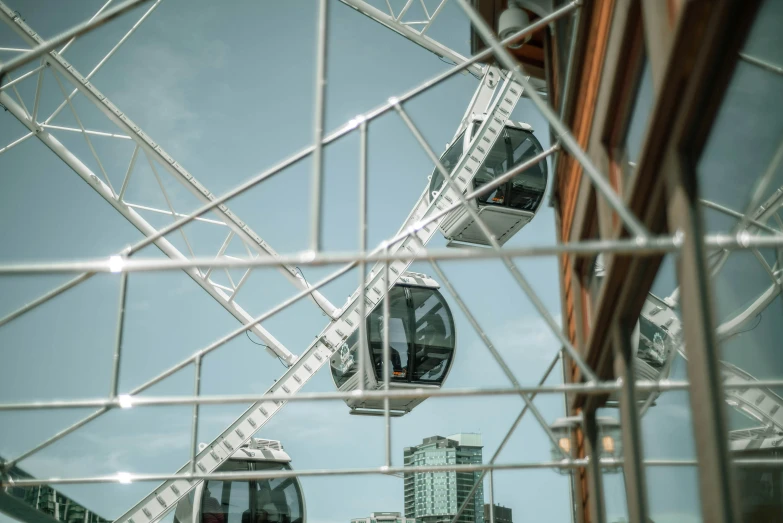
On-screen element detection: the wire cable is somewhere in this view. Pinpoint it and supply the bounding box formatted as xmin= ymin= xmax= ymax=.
xmin=245 ymin=331 xmax=287 ymax=368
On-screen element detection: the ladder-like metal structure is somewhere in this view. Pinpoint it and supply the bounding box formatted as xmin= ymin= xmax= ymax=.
xmin=0 ymin=1 xmax=343 ymax=365
xmin=0 ymin=4 xmax=526 ymax=519
xmin=113 ymin=69 xmax=525 ymax=523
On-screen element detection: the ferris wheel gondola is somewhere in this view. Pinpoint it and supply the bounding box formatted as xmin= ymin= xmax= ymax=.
xmin=428 ymin=116 xmax=549 ymax=247
xmin=173 ymin=439 xmax=305 ymax=523
xmin=330 ymin=272 xmax=456 ymax=416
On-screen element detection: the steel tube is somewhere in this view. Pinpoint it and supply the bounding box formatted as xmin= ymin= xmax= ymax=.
xmin=394 ymin=102 xmax=598 ymax=382
xmin=0 ymin=237 xmax=681 ymax=275
xmin=613 ymin=323 xmax=650 ymax=523
xmin=0 ymin=0 xmax=151 ymax=80
xmin=189 ymin=355 xmax=202 ymax=475
xmin=0 ymin=272 xmax=95 ymax=328
xmin=338 ymin=0 xmax=482 ymax=76
xmin=57 ymin=0 xmax=113 ymax=55
xmin=382 ymin=244 xmax=392 ymax=467
xmin=357 ymin=120 xmax=368 ymax=392
xmin=5 ymin=457 xmax=776 ymax=489
xmin=387 ymin=145 xmax=560 ymax=249
xmin=310 ymin=0 xmax=328 ymax=252
xmin=109 ymin=271 xmax=129 ymax=398
xmin=449 ymin=351 xmax=563 ymax=523
xmin=0 ymin=407 xmax=109 ymax=470
xmin=488 ymin=471 xmax=495 ymax=523
xmin=1 ymin=257 xmax=355 ymax=468
xmin=0 ymin=380 xmax=707 ymax=411
xmin=737 ymin=137 xmax=783 ymax=232
xmin=0 ymin=62 xmax=44 ymax=93
xmin=700 ymin=198 xmax=782 ymax=235
xmin=739 ymin=52 xmax=783 ymax=76
xmin=116 ymin=3 xmax=579 ymax=257
xmin=0 ymin=131 xmax=34 ymax=156
xmin=454 ymin=0 xmax=648 ymax=240
xmin=427 ymin=256 xmax=569 ymax=458
xmin=0 ymin=90 xmax=295 ymax=363
xmin=42 ymin=0 xmax=162 ymax=130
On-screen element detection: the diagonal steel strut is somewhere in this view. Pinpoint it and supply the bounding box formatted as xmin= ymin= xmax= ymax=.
xmin=0 ymin=1 xmax=340 ymax=324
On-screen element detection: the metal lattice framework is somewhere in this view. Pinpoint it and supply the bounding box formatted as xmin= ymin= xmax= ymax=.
xmin=1 ymin=1 xmax=783 ymax=523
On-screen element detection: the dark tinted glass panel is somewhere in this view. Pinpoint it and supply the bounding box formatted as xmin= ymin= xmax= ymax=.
xmin=202 ymin=461 xmax=304 ymax=523
xmin=253 ymin=463 xmax=304 ymax=523
xmin=331 ymin=329 xmax=359 ymax=388
xmin=410 ymin=288 xmax=456 ymax=383
xmin=473 ymin=127 xmax=546 ymax=212
xmin=369 ymin=286 xmax=413 ymax=383
xmin=735 ymin=449 xmax=783 ymax=522
xmin=693 ymin=1 xmax=783 ymax=520
xmin=508 ymin=132 xmax=546 ymax=212
xmin=333 ymin=285 xmax=456 ymax=387
xmin=429 ymin=131 xmax=466 ymax=200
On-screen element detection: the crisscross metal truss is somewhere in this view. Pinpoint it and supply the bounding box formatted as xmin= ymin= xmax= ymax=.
xmin=1 ymin=2 xmax=782 ymax=523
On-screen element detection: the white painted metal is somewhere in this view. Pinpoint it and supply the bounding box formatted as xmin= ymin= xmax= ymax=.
xmin=0 ymin=1 xmax=340 ymax=323
xmin=453 ymin=65 xmax=501 ymax=141
xmin=723 ymin=362 xmax=783 ymax=433
xmin=330 ymin=270 xmax=452 ymax=414
xmin=0 ymin=91 xmax=295 ymax=365
xmin=435 ymin=117 xmax=543 ymax=247
xmin=338 ymin=0 xmax=483 ymax=76
xmin=112 ymin=71 xmax=523 ymax=523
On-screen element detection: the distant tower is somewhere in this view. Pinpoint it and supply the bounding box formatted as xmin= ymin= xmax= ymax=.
xmin=483 ymin=504 xmax=512 ymax=523
xmin=403 ymin=433 xmax=484 ymax=523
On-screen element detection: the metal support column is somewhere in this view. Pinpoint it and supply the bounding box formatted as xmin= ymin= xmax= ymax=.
xmin=583 ymin=410 xmax=606 ymax=523
xmin=612 ymin=323 xmax=649 ymax=523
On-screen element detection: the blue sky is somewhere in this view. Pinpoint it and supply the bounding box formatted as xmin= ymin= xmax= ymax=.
xmin=0 ymin=2 xmax=571 ymax=523
xmin=5 ymin=1 xmax=781 ymax=523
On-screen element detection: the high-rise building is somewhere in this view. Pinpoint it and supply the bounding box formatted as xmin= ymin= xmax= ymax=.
xmin=404 ymin=433 xmax=484 ymax=523
xmin=351 ymin=512 xmax=415 ymax=523
xmin=483 ymin=504 xmax=512 ymax=523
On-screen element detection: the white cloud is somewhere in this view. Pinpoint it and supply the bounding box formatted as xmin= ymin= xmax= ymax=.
xmin=459 ymin=312 xmax=564 ymax=384
xmin=490 ymin=312 xmax=564 ymax=363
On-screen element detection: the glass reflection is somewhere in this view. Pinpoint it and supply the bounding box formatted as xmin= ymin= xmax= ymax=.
xmin=201 ymin=461 xmax=304 ymax=523
xmin=428 ymin=125 xmax=547 ymax=215
xmin=694 ymin=0 xmax=783 ymax=520
xmin=330 ymin=285 xmax=456 ymax=387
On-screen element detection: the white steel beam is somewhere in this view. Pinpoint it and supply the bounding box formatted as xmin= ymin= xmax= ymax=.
xmin=0 ymin=1 xmax=340 ymax=321
xmin=339 ymin=0 xmax=484 ymax=77
xmin=112 ymin=70 xmax=521 ymax=523
xmin=0 ymin=91 xmax=295 ymax=365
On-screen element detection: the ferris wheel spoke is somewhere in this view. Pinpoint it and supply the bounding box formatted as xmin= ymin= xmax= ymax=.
xmin=50 ymin=68 xmax=118 ymax=197
xmin=0 ymin=130 xmax=34 ymax=156
xmin=339 ymin=0 xmax=482 ymax=77
xmin=722 ymin=362 xmax=783 ymax=432
xmin=737 ymin=138 xmax=783 ymax=233
xmin=111 ymin=63 xmax=528 ymax=523
xmin=0 ymin=90 xmax=295 ymax=364
xmin=425 ymin=254 xmax=572 ymax=459
xmin=0 ymin=0 xmax=341 ymax=321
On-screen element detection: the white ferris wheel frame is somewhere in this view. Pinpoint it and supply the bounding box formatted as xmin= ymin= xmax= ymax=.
xmin=1 ymin=2 xmax=782 ymax=523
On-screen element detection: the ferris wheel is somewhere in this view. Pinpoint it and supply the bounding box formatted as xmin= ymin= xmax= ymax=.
xmin=0 ymin=2 xmax=561 ymax=522
xmin=1 ymin=2 xmax=781 ymax=523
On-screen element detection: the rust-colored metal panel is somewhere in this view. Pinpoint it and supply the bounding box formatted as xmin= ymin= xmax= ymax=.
xmin=557 ymin=0 xmax=616 ymax=245
xmin=552 ymin=1 xmax=617 ymax=520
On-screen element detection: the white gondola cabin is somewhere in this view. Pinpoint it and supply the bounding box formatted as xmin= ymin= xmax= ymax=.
xmin=429 ymin=117 xmax=548 ymax=247
xmin=173 ymin=439 xmax=305 ymax=523
xmin=330 ymin=272 xmax=456 ymax=416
